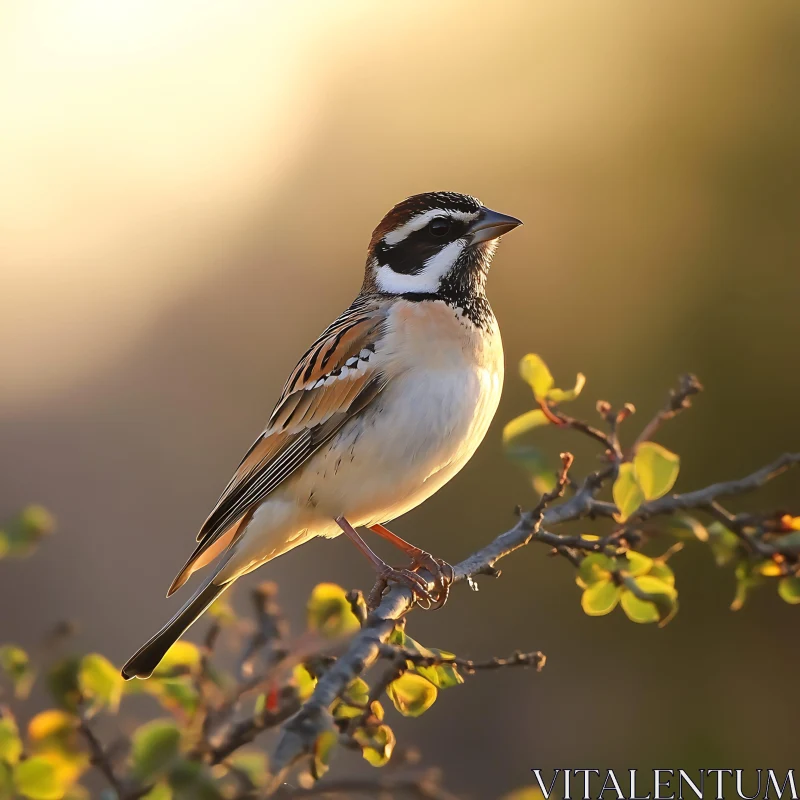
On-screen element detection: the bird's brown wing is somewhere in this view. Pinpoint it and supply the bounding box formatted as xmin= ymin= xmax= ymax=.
xmin=168 ymin=297 xmax=389 ymax=595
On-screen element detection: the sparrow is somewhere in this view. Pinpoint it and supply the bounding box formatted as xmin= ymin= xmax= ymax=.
xmin=122 ymin=191 xmax=521 ymax=680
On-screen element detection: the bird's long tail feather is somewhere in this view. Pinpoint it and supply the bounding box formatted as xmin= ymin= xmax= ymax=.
xmin=121 ymin=578 xmax=229 ymax=680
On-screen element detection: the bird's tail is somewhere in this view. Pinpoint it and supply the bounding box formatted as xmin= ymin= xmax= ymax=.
xmin=121 ymin=578 xmax=230 ymax=680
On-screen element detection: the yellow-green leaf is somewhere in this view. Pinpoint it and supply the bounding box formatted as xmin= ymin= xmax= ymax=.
xmin=307 ymin=583 xmax=360 ymax=638
xmin=227 ymin=751 xmax=269 ymax=787
xmin=354 ymin=724 xmax=395 ymax=767
xmin=0 ymin=645 xmax=35 ymax=700
xmin=546 ymin=372 xmax=586 ymax=404
xmin=13 ymin=757 xmax=64 ymax=800
xmin=0 ymin=716 xmax=22 ymax=765
xmin=502 ymin=410 xmax=550 ymax=444
xmin=616 ymin=551 xmax=653 ymax=577
xmin=620 ymin=576 xmax=678 ymax=624
xmin=778 ymin=577 xmax=800 ymax=605
xmin=633 ymin=442 xmax=680 ymax=501
xmin=311 ymin=731 xmax=337 ymax=780
xmin=141 ymin=783 xmax=173 ymax=800
xmin=292 ymin=665 xmax=317 ymax=702
xmin=648 ymin=562 xmax=676 ymax=587
xmin=519 ymin=354 xmax=554 ymax=399
xmin=46 ymin=658 xmax=81 ymax=712
xmin=386 ymin=673 xmax=437 ymax=717
xmin=612 ymin=463 xmax=644 ymax=521
xmin=581 ymin=580 xmax=620 ymax=616
xmin=578 ymin=554 xmax=613 ymax=586
xmin=78 ymin=654 xmax=122 ymax=713
xmin=130 ymin=720 xmax=181 ymax=780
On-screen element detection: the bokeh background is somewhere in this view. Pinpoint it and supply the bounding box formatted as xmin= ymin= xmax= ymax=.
xmin=2 ymin=1 xmax=799 ymax=796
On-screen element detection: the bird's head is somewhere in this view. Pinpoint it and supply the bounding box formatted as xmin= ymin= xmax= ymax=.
xmin=363 ymin=191 xmax=521 ymax=300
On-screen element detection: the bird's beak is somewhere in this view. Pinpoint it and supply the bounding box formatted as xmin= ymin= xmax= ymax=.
xmin=468 ymin=207 xmax=523 ymax=245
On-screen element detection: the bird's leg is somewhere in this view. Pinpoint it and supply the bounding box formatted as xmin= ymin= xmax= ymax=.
xmin=334 ymin=516 xmax=436 ymax=609
xmin=368 ymin=523 xmax=455 ymax=610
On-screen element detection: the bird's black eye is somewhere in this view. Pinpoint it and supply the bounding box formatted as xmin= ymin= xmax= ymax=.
xmin=429 ymin=217 xmax=451 ymax=237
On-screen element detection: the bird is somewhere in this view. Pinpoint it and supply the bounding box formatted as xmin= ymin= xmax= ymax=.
xmin=121 ymin=191 xmax=521 ymax=680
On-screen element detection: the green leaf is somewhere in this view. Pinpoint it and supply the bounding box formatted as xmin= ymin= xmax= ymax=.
xmin=151 ymin=678 xmax=200 ymax=717
xmin=78 ymin=654 xmax=122 ymax=713
xmin=649 ymin=561 xmax=676 ymax=587
xmin=633 ymin=442 xmax=680 ymax=501
xmin=612 ymin=463 xmax=644 ymax=521
xmin=519 ymin=354 xmax=554 ymax=399
xmin=502 ymin=410 xmax=550 ymax=444
xmin=667 ymin=514 xmax=708 ymax=542
xmin=333 ymin=678 xmax=370 ymax=720
xmin=311 ymin=731 xmax=337 ymax=781
xmin=546 ymin=372 xmax=586 ymax=404
xmin=13 ymin=757 xmax=64 ymax=800
xmin=707 ymin=521 xmax=741 ymax=566
xmin=620 ymin=576 xmax=678 ymax=624
xmin=47 ymin=658 xmax=81 ymax=711
xmin=578 ymin=554 xmax=614 ymax=586
xmin=354 ymin=724 xmax=395 ymax=767
xmin=0 ymin=716 xmax=22 ymax=765
xmin=386 ymin=673 xmax=437 ymax=717
xmin=414 ymin=649 xmax=464 ymax=690
xmin=226 ymin=751 xmax=269 ymax=788
xmin=207 ymin=595 xmax=237 ymax=625
xmin=1 ymin=506 xmax=55 ymax=558
xmin=130 ymin=720 xmax=181 ymax=780
xmin=0 ymin=645 xmax=35 ymax=700
xmin=778 ymin=577 xmax=800 ymax=605
xmin=307 ymin=583 xmax=360 ymax=638
xmin=616 ymin=551 xmax=653 ymax=577
xmin=292 ymin=665 xmax=317 ymax=702
xmin=167 ymin=760 xmax=222 ymax=800
xmin=731 ymin=562 xmax=762 ymax=611
xmin=140 ymin=783 xmax=173 ymax=800
xmin=581 ymin=579 xmax=620 ymax=616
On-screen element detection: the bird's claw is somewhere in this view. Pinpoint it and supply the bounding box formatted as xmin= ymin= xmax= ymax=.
xmin=368 ymin=565 xmax=438 ymax=610
xmin=409 ymin=552 xmax=455 ymax=610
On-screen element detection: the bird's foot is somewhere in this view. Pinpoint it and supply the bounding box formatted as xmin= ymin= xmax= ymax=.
xmin=408 ymin=551 xmax=455 ymax=610
xmin=368 ymin=565 xmax=437 ymax=610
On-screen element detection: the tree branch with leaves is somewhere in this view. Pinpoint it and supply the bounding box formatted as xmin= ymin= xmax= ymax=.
xmin=0 ymin=355 xmax=797 ymax=800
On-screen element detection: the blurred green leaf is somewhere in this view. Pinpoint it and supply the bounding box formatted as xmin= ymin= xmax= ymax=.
xmin=307 ymin=583 xmax=360 ymax=638
xmin=227 ymin=751 xmax=269 ymax=788
xmin=667 ymin=514 xmax=708 ymax=542
xmin=78 ymin=654 xmax=122 ymax=713
xmin=519 ymin=354 xmax=554 ymax=399
xmin=130 ymin=720 xmax=181 ymax=781
xmin=612 ymin=463 xmax=644 ymax=521
xmin=311 ymin=731 xmax=337 ymax=781
xmin=731 ymin=562 xmax=762 ymax=612
xmin=13 ymin=757 xmax=64 ymax=800
xmin=0 ymin=507 xmax=55 ymax=559
xmin=167 ymin=760 xmax=222 ymax=800
xmin=387 ymin=673 xmax=437 ymax=717
xmin=707 ymin=522 xmax=741 ymax=566
xmin=354 ymin=724 xmax=395 ymax=767
xmin=502 ymin=410 xmax=550 ymax=444
xmin=47 ymin=658 xmax=82 ymax=712
xmin=0 ymin=716 xmax=22 ymax=766
xmin=546 ymin=372 xmax=586 ymax=404
xmin=0 ymin=645 xmax=35 ymax=700
xmin=581 ymin=579 xmax=620 ymax=616
xmin=292 ymin=665 xmax=317 ymax=702
xmin=778 ymin=577 xmax=800 ymax=605
xmin=207 ymin=595 xmax=237 ymax=625
xmin=151 ymin=678 xmax=200 ymax=718
xmin=633 ymin=442 xmax=680 ymax=501
xmin=141 ymin=783 xmax=173 ymax=800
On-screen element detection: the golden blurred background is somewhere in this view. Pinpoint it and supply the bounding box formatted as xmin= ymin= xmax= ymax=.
xmin=1 ymin=0 xmax=799 ymax=796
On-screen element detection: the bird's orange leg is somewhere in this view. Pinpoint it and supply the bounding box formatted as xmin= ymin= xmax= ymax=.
xmin=335 ymin=516 xmax=436 ymax=609
xmin=368 ymin=523 xmax=455 ymax=610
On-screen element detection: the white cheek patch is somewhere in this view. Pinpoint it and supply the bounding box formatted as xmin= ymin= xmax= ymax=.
xmin=375 ymin=239 xmax=467 ymax=294
xmin=383 ymin=209 xmax=479 ymax=246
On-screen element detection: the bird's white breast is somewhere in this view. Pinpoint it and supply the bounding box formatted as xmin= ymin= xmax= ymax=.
xmin=300 ymin=299 xmax=504 ymax=527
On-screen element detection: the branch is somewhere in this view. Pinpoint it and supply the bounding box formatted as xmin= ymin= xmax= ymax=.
xmin=274 ymin=769 xmax=459 ymax=799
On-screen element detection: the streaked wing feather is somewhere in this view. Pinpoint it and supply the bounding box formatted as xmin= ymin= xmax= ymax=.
xmin=192 ymin=297 xmax=386 ymax=552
